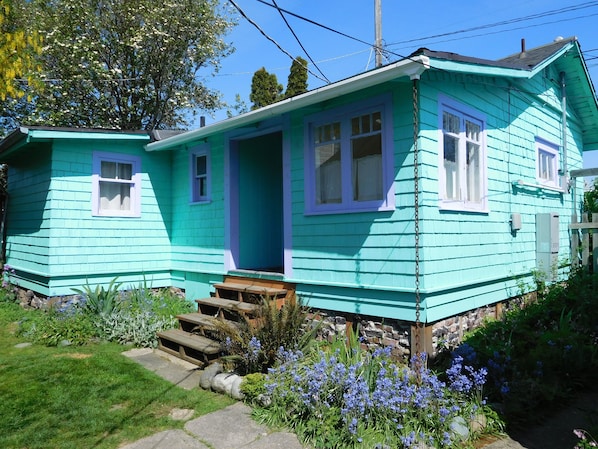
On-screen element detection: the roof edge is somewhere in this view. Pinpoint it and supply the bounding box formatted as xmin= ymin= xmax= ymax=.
xmin=145 ymin=55 xmax=431 ymax=151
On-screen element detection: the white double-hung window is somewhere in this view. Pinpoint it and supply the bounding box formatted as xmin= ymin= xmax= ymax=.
xmin=92 ymin=152 xmax=141 ymax=217
xmin=305 ymin=95 xmax=394 ymax=214
xmin=536 ymin=138 xmax=560 ymax=188
xmin=438 ymin=97 xmax=487 ymax=212
xmin=190 ymin=144 xmax=210 ymax=203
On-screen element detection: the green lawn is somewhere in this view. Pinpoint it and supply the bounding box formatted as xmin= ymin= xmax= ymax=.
xmin=0 ymin=302 xmax=233 ymax=449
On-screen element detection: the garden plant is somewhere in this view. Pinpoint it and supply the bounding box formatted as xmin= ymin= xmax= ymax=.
xmin=15 ymin=277 xmax=194 ymax=347
xmin=246 ymin=333 xmax=501 ymax=449
xmin=451 ymin=268 xmax=598 ymax=426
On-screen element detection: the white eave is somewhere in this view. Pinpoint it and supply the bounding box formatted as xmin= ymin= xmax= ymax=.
xmin=145 ymin=55 xmax=431 ymax=152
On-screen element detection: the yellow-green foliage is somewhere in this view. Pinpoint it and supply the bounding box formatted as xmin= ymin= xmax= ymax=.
xmin=0 ymin=1 xmax=42 ymax=100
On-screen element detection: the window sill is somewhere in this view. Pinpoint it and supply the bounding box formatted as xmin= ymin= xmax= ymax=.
xmin=438 ymin=201 xmax=489 ymax=214
xmin=305 ymin=203 xmax=395 ymax=216
xmin=93 ymin=212 xmax=140 ymax=218
xmin=512 ymin=180 xmax=564 ymax=193
xmin=190 ymin=199 xmax=212 ymax=205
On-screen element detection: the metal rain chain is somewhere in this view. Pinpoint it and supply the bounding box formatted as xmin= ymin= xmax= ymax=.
xmin=412 ymin=77 xmax=423 ymax=375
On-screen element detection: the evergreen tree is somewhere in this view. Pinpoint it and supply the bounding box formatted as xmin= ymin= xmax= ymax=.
xmin=249 ymin=67 xmax=283 ymax=110
xmin=284 ymin=57 xmax=308 ymax=99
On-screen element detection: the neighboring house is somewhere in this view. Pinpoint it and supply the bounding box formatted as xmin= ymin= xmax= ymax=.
xmin=1 ymin=37 xmax=597 ymax=350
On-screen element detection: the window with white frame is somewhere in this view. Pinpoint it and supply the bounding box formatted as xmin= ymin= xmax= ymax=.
xmin=536 ymin=138 xmax=559 ymax=187
xmin=190 ymin=145 xmax=210 ymax=203
xmin=92 ymin=152 xmax=141 ymax=217
xmin=438 ymin=98 xmax=487 ymax=211
xmin=305 ymin=95 xmax=393 ymax=214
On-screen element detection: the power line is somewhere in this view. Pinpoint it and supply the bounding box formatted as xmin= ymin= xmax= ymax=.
xmin=387 ymin=2 xmax=598 ymax=47
xmin=387 ymin=11 xmax=598 ymax=54
xmin=227 ymin=0 xmax=329 ymax=84
xmin=255 ymin=0 xmax=420 ymax=66
xmin=270 ymin=0 xmax=329 ymax=83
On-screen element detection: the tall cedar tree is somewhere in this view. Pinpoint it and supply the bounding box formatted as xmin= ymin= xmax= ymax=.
xmin=250 ymin=67 xmax=283 ymax=110
xmin=14 ymin=0 xmax=234 ymax=130
xmin=284 ymin=57 xmax=308 ymax=99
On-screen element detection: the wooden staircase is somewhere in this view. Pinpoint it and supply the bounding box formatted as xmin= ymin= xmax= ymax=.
xmin=157 ymin=276 xmax=293 ymax=366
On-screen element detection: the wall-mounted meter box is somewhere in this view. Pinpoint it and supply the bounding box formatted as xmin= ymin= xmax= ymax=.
xmin=536 ymin=213 xmax=559 ymax=281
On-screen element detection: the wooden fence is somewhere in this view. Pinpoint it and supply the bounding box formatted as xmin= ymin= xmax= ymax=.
xmin=570 ymin=213 xmax=598 ymax=272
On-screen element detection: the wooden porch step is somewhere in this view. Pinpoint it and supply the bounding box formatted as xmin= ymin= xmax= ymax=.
xmin=195 ymin=296 xmax=260 ymax=314
xmin=157 ymin=329 xmax=221 ymax=366
xmin=214 ymin=282 xmax=287 ymax=297
xmin=177 ymin=312 xmax=240 ymax=333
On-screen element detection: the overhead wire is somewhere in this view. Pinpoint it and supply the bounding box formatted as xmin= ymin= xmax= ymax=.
xmin=269 ymin=0 xmax=330 ymax=83
xmin=227 ymin=0 xmax=329 ymax=84
xmin=387 ymin=11 xmax=598 ymax=53
xmin=254 ymin=0 xmax=598 ymax=77
xmin=214 ymin=1 xmax=598 ymax=105
xmin=386 ymin=2 xmax=598 ymax=48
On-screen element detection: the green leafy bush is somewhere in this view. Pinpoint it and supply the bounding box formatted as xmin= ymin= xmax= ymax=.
xmin=17 ymin=280 xmax=194 ymax=348
xmin=219 ymin=294 xmax=318 ymax=374
xmin=455 ymin=268 xmax=598 ymax=424
xmin=72 ymin=278 xmax=123 ymax=315
xmin=18 ymin=309 xmax=96 ymax=346
xmin=94 ymin=310 xmax=174 ymax=348
xmin=240 ymin=372 xmax=266 ymax=403
xmin=88 ymin=282 xmax=193 ymax=347
xmin=1 ymin=264 xmax=18 ymax=303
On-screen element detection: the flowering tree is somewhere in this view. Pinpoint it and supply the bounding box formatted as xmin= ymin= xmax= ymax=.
xmin=0 ymin=0 xmax=42 ymax=102
xmin=18 ymin=0 xmax=235 ymax=130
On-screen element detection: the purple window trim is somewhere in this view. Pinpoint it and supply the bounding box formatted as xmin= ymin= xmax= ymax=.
xmin=303 ymin=93 xmax=395 ymax=215
xmin=91 ymin=151 xmax=141 ymax=217
xmin=189 ymin=144 xmax=211 ymax=204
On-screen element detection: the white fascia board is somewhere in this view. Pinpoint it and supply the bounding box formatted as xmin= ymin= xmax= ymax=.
xmin=145 ymin=55 xmax=431 ymax=152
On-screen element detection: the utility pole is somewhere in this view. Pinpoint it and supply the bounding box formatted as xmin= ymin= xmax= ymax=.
xmin=375 ymin=0 xmax=383 ymax=67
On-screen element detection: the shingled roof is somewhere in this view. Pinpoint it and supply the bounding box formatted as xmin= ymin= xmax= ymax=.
xmin=410 ymin=36 xmax=577 ymax=72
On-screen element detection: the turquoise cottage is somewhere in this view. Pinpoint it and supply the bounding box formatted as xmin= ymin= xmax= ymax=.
xmin=1 ymin=37 xmax=597 ymax=352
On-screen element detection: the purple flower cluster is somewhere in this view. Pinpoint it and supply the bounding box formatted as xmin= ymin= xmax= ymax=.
xmin=446 ymin=355 xmax=487 ymax=394
xmin=265 ymin=346 xmax=488 ymax=447
xmin=2 ymin=264 xmax=16 ymax=289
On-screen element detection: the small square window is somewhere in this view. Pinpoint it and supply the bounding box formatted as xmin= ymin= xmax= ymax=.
xmin=92 ymin=152 xmax=141 ymax=217
xmin=190 ymin=145 xmax=210 ymax=203
xmin=536 ymin=139 xmax=559 ymax=187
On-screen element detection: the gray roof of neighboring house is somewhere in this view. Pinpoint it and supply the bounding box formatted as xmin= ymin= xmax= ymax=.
xmin=0 ymin=126 xmax=186 ymax=159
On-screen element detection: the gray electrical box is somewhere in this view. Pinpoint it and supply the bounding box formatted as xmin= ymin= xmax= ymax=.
xmin=536 ymin=213 xmax=559 ymax=281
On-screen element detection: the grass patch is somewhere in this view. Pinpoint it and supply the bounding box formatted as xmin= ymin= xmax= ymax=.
xmin=0 ymin=302 xmax=233 ymax=449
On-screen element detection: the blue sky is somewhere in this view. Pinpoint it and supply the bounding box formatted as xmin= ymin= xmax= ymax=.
xmin=202 ymin=0 xmax=598 ymax=169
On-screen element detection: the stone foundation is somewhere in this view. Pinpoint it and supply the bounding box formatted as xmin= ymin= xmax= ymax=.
xmin=15 ymin=284 xmax=519 ymax=361
xmin=308 ymin=299 xmax=521 ymax=361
